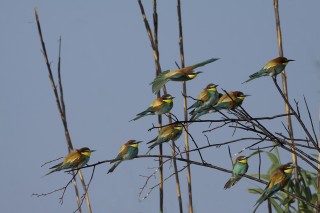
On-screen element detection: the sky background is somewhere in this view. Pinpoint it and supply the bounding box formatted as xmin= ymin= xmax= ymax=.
xmin=1 ymin=1 xmax=320 ymax=213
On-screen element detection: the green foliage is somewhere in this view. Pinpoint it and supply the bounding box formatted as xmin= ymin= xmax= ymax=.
xmin=248 ymin=148 xmax=318 ymax=212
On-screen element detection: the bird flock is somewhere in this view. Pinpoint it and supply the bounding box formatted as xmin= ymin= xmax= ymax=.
xmin=45 ymin=56 xmax=294 ymax=212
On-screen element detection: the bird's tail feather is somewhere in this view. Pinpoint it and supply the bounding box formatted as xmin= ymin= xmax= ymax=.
xmin=224 ymin=177 xmax=241 ymax=189
xmin=242 ymin=70 xmax=265 ymax=84
xmin=146 ymin=142 xmax=159 ymax=154
xmin=44 ymin=168 xmax=59 ymax=177
xmin=49 ymin=162 xmax=62 ymax=169
xmin=130 ymin=110 xmax=152 ymax=122
xmin=146 ymin=137 xmax=157 ymax=144
xmin=253 ymin=189 xmax=270 ymax=212
xmin=107 ymin=161 xmax=121 ymax=174
xmin=223 ymin=178 xmax=234 ymax=189
xmin=189 ymin=112 xmax=199 ymax=121
xmin=148 ymin=142 xmax=158 ymax=150
xmin=242 ymin=77 xmax=255 ymax=84
xmin=187 ymin=104 xmax=195 ymax=111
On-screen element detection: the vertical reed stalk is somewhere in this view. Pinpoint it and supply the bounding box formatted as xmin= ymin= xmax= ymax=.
xmin=35 ymin=8 xmax=92 ymax=213
xmin=273 ymin=0 xmax=298 ymax=181
xmin=177 ymin=0 xmax=193 ymax=212
xmin=138 ymin=1 xmax=183 ymax=212
xmin=152 ymin=2 xmax=164 ymax=211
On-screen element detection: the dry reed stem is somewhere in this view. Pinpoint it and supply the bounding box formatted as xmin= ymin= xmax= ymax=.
xmin=35 ymin=8 xmax=92 ymax=213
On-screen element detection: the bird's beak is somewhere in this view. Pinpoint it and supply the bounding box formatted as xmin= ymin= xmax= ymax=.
xmin=215 ymin=84 xmax=219 ymax=87
xmin=135 ymin=141 xmax=143 ymax=144
xmin=196 ymin=71 xmax=203 ymax=74
xmin=287 ymin=59 xmax=295 ymax=62
xmin=90 ymin=150 xmax=96 ymax=152
xmin=172 ymin=96 xmax=176 ymax=99
xmin=244 ymin=94 xmax=251 ymax=97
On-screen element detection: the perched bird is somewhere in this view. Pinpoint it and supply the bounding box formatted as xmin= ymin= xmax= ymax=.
xmin=212 ymin=91 xmax=248 ymax=111
xmin=190 ymin=91 xmax=249 ymax=120
xmin=108 ymin=140 xmax=142 ymax=174
xmin=253 ymin=163 xmax=294 ymax=213
xmin=151 ymin=58 xmax=219 ymax=94
xmin=45 ymin=147 xmax=95 ymax=176
xmin=243 ymin=56 xmax=294 ymax=83
xmin=188 ymin=83 xmax=219 ymax=115
xmin=224 ymin=156 xmax=248 ymax=189
xmin=146 ymin=123 xmax=184 ymax=154
xmin=130 ymin=94 xmax=174 ymax=121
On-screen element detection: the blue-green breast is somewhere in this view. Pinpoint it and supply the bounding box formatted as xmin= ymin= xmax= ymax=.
xmin=123 ymin=146 xmax=138 ymax=160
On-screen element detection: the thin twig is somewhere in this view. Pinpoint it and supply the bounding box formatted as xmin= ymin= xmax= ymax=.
xmin=35 ymin=9 xmax=92 ymax=213
xmin=303 ymin=95 xmax=318 ymax=147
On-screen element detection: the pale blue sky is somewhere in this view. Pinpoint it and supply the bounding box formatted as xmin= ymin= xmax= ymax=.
xmin=1 ymin=1 xmax=319 ymax=213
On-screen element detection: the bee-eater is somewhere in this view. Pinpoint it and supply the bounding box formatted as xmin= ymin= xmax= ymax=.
xmin=224 ymin=156 xmax=248 ymax=189
xmin=151 ymin=58 xmax=219 ymax=94
xmin=45 ymin=147 xmax=95 ymax=176
xmin=107 ymin=140 xmax=142 ymax=174
xmin=253 ymin=163 xmax=294 ymax=213
xmin=130 ymin=94 xmax=174 ymax=121
xmin=146 ymin=123 xmax=184 ymax=154
xmin=212 ymin=91 xmax=248 ymax=110
xmin=188 ymin=83 xmax=219 ymax=115
xmin=190 ymin=91 xmax=249 ymax=120
xmin=243 ymin=57 xmax=294 ymax=83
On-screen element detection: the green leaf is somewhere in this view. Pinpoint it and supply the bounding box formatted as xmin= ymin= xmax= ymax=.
xmin=266 ymin=152 xmax=280 ymax=165
xmin=248 ymin=188 xmax=264 ymax=195
xmin=273 ymin=146 xmax=281 ymax=163
xmin=266 ymin=152 xmax=280 ymax=174
xmin=270 ymin=198 xmax=285 ymax=213
xmin=281 ymin=196 xmax=295 ymax=206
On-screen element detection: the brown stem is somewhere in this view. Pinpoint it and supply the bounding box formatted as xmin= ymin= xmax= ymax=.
xmin=268 ymin=199 xmax=272 ymax=213
xmin=152 ymin=1 xmax=164 ymax=211
xmin=177 ymin=0 xmax=193 ymax=212
xmin=35 ymin=8 xmax=92 ymax=213
xmin=273 ymin=0 xmax=298 ymax=182
xmin=137 ymin=1 xmax=184 ymax=212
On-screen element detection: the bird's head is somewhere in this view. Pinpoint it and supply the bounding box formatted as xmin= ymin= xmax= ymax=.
xmin=174 ymin=123 xmax=184 ymax=131
xmin=187 ymin=71 xmax=202 ymax=79
xmin=281 ymin=162 xmax=295 ymax=174
xmin=126 ymin=140 xmax=143 ymax=148
xmin=235 ymin=91 xmax=250 ymax=101
xmin=162 ymin=94 xmax=175 ymax=103
xmin=235 ymin=156 xmax=248 ymax=164
xmin=277 ymin=57 xmax=295 ymax=65
xmin=206 ymin=83 xmax=218 ymax=92
xmin=79 ymin=147 xmax=95 ymax=157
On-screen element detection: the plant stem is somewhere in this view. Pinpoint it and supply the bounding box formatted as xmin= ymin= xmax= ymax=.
xmin=35 ymin=9 xmax=92 ymax=212
xmin=177 ymin=0 xmax=193 ymax=212
xmin=273 ymin=0 xmax=298 ymax=182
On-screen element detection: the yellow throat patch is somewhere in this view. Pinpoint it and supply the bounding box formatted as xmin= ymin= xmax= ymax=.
xmin=187 ymin=74 xmax=197 ymax=79
xmin=239 ymin=159 xmax=247 ymax=164
xmin=81 ymin=151 xmax=91 ymax=157
xmin=284 ymin=168 xmax=293 ymax=174
xmin=163 ymin=99 xmax=173 ymax=103
xmin=175 ymin=126 xmax=183 ymax=131
xmin=238 ymin=96 xmax=245 ymax=101
xmin=130 ymin=143 xmax=139 ymax=148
